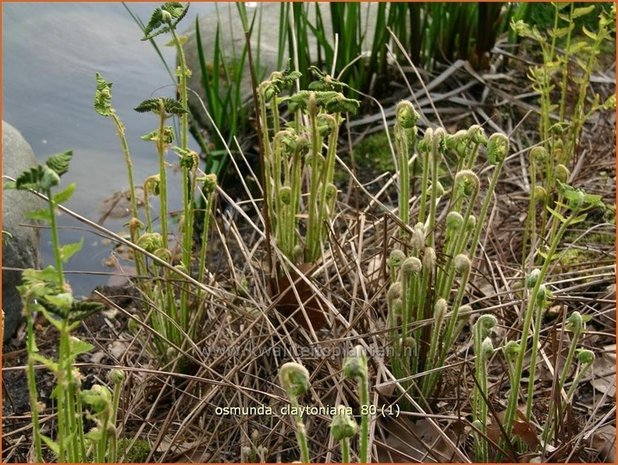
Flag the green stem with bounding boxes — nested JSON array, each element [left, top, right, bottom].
[[522, 158, 538, 268], [306, 107, 322, 263], [171, 26, 193, 339], [156, 109, 169, 244], [110, 381, 122, 463], [395, 121, 410, 229], [26, 314, 43, 462], [468, 161, 503, 266], [524, 299, 545, 420], [359, 373, 370, 463], [418, 137, 430, 224], [47, 192, 64, 288], [503, 209, 578, 436], [198, 189, 215, 284], [111, 114, 139, 220], [340, 438, 350, 463], [291, 397, 310, 463], [427, 132, 441, 247]]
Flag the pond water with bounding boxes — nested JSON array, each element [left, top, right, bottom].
[[3, 3, 216, 296]]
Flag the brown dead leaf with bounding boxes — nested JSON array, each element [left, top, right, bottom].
[[590, 424, 616, 462], [591, 344, 616, 398], [272, 264, 328, 331], [374, 380, 396, 397], [376, 417, 460, 463], [487, 408, 539, 453]]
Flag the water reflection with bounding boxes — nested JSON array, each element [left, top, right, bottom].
[[3, 3, 214, 295]]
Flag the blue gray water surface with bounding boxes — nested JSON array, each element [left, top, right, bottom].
[[3, 3, 215, 295]]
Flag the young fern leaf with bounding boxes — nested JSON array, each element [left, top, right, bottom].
[[142, 2, 189, 40], [53, 183, 77, 204], [58, 239, 84, 263], [45, 150, 73, 177], [94, 73, 113, 117], [556, 180, 604, 210], [134, 97, 187, 115], [308, 65, 348, 92], [40, 297, 106, 323], [13, 165, 58, 192]]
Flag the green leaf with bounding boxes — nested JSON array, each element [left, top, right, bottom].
[[140, 126, 175, 144], [582, 25, 598, 41], [59, 238, 84, 263], [52, 182, 76, 204], [40, 434, 60, 457], [548, 24, 574, 40], [567, 40, 591, 55], [174, 147, 198, 169], [308, 65, 347, 91], [44, 292, 74, 313], [85, 427, 103, 442], [14, 166, 56, 192], [134, 97, 187, 115], [323, 93, 360, 114], [571, 5, 595, 19], [23, 265, 59, 284], [511, 19, 543, 42], [602, 94, 616, 110], [581, 314, 593, 324], [69, 300, 106, 323], [81, 385, 112, 414], [25, 208, 53, 223], [556, 180, 605, 210], [546, 206, 567, 223], [569, 213, 588, 225], [70, 338, 94, 356], [94, 72, 113, 117], [32, 353, 59, 373], [45, 150, 73, 177], [40, 309, 65, 330], [2, 230, 13, 245]]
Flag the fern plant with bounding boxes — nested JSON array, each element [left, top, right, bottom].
[[6, 152, 121, 463]]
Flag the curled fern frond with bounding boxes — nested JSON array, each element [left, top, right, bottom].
[[45, 150, 73, 177], [94, 72, 113, 117], [142, 2, 189, 40], [134, 97, 187, 115], [308, 65, 347, 92]]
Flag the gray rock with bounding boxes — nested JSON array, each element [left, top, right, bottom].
[[183, 3, 376, 130], [2, 121, 43, 343]]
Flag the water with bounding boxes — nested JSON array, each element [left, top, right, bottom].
[[3, 3, 215, 296]]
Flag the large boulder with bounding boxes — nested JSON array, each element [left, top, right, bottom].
[[2, 121, 43, 343], [183, 3, 376, 130]]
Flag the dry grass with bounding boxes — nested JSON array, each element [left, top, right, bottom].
[[2, 42, 615, 463]]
